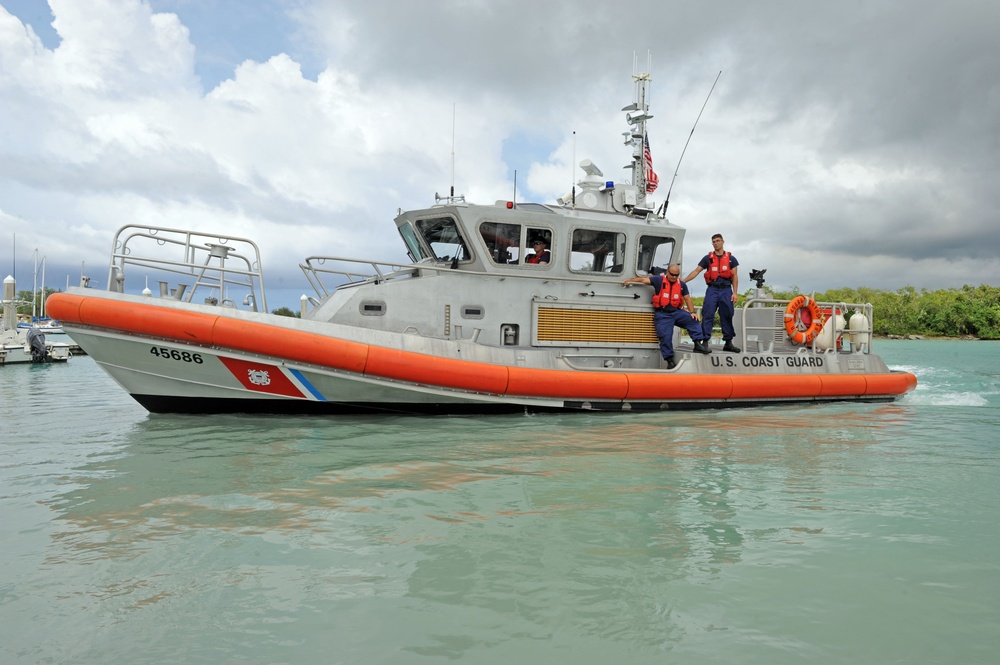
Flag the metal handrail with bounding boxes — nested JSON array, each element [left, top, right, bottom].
[[739, 297, 875, 353], [104, 224, 267, 312], [299, 256, 663, 300], [299, 256, 419, 297]]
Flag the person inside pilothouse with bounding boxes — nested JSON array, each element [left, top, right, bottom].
[[525, 236, 551, 264]]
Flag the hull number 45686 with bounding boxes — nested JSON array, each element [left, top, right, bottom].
[[150, 347, 204, 364]]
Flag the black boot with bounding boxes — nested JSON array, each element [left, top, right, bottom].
[[664, 356, 677, 370], [723, 340, 741, 353], [693, 339, 712, 354]]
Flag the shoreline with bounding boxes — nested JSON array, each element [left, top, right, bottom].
[[879, 334, 982, 341]]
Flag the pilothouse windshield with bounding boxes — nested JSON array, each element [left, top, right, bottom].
[[415, 217, 470, 262]]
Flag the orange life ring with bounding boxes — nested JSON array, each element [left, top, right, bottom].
[[784, 295, 825, 345]]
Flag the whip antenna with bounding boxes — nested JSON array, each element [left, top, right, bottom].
[[435, 103, 465, 204], [572, 131, 576, 208], [450, 102, 456, 198], [660, 70, 721, 215]]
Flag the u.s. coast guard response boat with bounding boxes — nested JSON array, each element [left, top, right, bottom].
[[46, 71, 916, 414]]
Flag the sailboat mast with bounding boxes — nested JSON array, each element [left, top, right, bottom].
[[40, 256, 46, 320]]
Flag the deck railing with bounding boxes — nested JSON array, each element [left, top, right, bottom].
[[740, 297, 875, 353], [104, 225, 267, 312]]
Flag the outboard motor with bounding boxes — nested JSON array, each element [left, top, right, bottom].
[[26, 327, 50, 363]]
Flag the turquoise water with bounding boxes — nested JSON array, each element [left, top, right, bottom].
[[2, 340, 998, 664]]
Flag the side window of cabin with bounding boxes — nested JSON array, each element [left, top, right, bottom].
[[479, 223, 554, 266], [415, 217, 471, 262], [570, 229, 625, 273], [638, 235, 675, 273], [480, 222, 522, 264]]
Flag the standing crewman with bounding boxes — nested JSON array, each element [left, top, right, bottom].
[[684, 233, 741, 353], [624, 264, 711, 369]]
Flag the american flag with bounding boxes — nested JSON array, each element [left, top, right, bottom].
[[643, 134, 659, 193]]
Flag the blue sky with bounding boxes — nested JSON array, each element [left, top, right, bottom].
[[148, 1, 323, 88], [4, 0, 319, 88], [2, 1, 999, 310], [3, 0, 54, 42]]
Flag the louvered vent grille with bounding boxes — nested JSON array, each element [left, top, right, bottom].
[[536, 307, 657, 344]]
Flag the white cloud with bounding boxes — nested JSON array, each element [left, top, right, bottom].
[[1, 0, 998, 308]]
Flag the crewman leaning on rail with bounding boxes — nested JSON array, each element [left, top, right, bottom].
[[623, 264, 712, 369]]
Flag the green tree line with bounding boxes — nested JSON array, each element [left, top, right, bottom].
[[735, 284, 1000, 340], [13, 288, 57, 318]]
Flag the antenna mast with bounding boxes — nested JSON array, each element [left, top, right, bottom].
[[623, 51, 654, 207]]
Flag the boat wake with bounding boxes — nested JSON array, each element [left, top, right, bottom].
[[892, 364, 991, 407]]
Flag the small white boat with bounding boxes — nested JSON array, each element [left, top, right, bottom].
[[16, 318, 83, 355], [1, 328, 72, 365], [47, 68, 915, 412], [2, 277, 72, 365]]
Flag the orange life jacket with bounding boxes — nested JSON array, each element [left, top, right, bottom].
[[526, 250, 550, 264], [704, 251, 733, 284], [652, 277, 683, 309]]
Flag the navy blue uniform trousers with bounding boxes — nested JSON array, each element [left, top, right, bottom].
[[702, 285, 736, 341], [654, 309, 704, 360]]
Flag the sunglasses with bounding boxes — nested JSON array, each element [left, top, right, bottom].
[[532, 241, 545, 245], [666, 272, 680, 277]]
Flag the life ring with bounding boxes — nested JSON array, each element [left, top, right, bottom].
[[784, 296, 825, 345]]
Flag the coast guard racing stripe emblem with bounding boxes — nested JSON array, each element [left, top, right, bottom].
[[220, 357, 305, 398]]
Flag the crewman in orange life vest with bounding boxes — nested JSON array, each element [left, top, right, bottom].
[[683, 233, 742, 353], [525, 238, 550, 264], [623, 264, 711, 369]]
